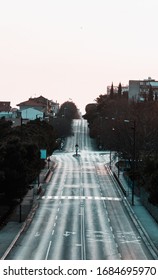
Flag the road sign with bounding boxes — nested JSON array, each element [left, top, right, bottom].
[[40, 149, 47, 159]]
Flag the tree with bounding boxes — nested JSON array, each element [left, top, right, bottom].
[[0, 118, 57, 203], [148, 84, 153, 101], [58, 101, 80, 120], [1, 137, 27, 200], [118, 82, 122, 97], [51, 117, 72, 138], [85, 87, 158, 205], [141, 157, 158, 205], [110, 83, 114, 99], [0, 119, 12, 142]]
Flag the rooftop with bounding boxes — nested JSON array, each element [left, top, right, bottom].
[[17, 99, 46, 107]]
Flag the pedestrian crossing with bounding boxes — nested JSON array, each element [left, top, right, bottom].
[[41, 195, 122, 201]]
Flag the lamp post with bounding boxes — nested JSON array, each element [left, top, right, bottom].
[[104, 117, 115, 169], [132, 120, 136, 206], [124, 119, 136, 206], [19, 198, 22, 223], [105, 116, 136, 205]]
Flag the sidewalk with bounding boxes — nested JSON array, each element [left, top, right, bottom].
[[0, 159, 56, 260], [120, 173, 158, 247], [111, 162, 158, 258]]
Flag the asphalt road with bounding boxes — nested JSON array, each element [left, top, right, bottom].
[[6, 119, 154, 260]]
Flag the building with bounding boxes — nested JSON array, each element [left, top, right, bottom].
[[51, 101, 59, 116], [17, 96, 59, 119], [0, 101, 12, 118], [20, 107, 44, 120], [129, 77, 158, 101], [17, 98, 47, 113]]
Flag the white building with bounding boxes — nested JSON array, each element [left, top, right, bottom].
[[20, 108, 44, 120]]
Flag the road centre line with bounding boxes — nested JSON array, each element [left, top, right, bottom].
[[102, 200, 106, 208], [80, 204, 86, 260], [45, 241, 52, 260]]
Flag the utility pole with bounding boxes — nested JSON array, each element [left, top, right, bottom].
[[132, 120, 136, 206], [124, 119, 136, 206]]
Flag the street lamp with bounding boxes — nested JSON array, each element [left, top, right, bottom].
[[104, 117, 115, 169], [124, 119, 136, 206], [109, 127, 115, 169], [104, 116, 136, 205]]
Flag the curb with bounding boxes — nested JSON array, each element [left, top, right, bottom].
[[123, 196, 158, 260], [0, 203, 39, 260], [106, 165, 158, 260], [44, 162, 58, 183], [0, 222, 26, 260], [0, 161, 57, 260]]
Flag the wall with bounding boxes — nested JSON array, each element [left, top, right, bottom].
[[21, 108, 44, 120], [129, 80, 140, 100], [140, 188, 158, 224]]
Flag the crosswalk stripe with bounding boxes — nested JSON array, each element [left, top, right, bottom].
[[41, 195, 122, 201]]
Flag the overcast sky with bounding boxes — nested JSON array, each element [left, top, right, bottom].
[[0, 0, 158, 113]]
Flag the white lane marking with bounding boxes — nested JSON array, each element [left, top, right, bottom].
[[54, 223, 56, 227], [80, 205, 86, 260], [63, 231, 76, 237], [55, 215, 58, 220], [102, 200, 106, 208], [52, 230, 54, 235], [45, 241, 52, 260]]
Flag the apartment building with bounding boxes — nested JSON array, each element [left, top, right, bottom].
[[129, 77, 158, 101]]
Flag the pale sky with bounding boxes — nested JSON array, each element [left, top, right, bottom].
[[0, 0, 158, 113]]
